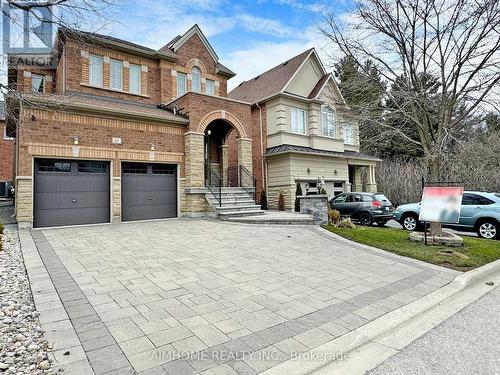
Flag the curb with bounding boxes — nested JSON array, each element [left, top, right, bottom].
[[262, 241, 500, 375]]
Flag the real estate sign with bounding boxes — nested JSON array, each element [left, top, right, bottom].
[[419, 187, 464, 223]]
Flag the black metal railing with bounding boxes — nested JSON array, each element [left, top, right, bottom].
[[205, 164, 222, 207], [228, 166, 239, 187], [240, 165, 257, 201]]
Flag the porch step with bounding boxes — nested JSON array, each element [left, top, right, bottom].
[[205, 187, 263, 219], [224, 211, 315, 225], [218, 209, 265, 218]]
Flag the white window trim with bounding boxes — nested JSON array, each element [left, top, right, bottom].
[[177, 72, 187, 97], [129, 64, 142, 94], [31, 74, 45, 93], [110, 59, 123, 90], [291, 107, 306, 135], [3, 126, 13, 141], [343, 123, 354, 144], [191, 67, 201, 93], [206, 79, 215, 95], [89, 54, 103, 87], [322, 106, 336, 138]]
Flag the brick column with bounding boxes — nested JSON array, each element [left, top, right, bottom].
[[184, 132, 205, 187], [220, 144, 228, 187]]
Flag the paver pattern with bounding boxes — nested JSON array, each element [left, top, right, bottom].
[[30, 219, 458, 374]]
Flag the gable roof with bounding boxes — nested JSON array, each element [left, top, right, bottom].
[[161, 25, 219, 63], [308, 73, 331, 99], [227, 48, 314, 103]]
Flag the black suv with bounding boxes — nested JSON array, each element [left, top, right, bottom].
[[330, 192, 394, 226]]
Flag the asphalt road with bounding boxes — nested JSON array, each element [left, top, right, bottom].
[[367, 284, 500, 375]]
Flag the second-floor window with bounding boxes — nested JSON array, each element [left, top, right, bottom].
[[322, 106, 335, 137], [291, 108, 306, 134], [177, 72, 187, 97], [31, 74, 44, 93], [206, 79, 215, 95], [89, 54, 103, 87], [110, 59, 123, 90], [129, 64, 141, 94], [343, 123, 354, 144], [191, 67, 201, 93]]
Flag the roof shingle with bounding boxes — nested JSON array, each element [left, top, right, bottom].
[[265, 144, 381, 161], [227, 48, 314, 103]]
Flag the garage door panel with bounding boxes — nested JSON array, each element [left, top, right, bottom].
[[35, 207, 111, 227], [34, 159, 110, 228], [121, 163, 177, 222]]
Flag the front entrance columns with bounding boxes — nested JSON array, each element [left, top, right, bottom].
[[353, 166, 363, 192], [184, 131, 205, 187], [237, 138, 253, 172], [220, 144, 229, 187], [366, 165, 378, 192]]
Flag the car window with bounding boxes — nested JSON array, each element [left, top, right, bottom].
[[333, 194, 347, 203], [462, 193, 483, 205], [478, 196, 494, 205], [373, 194, 389, 202], [353, 194, 362, 202], [362, 195, 373, 202]]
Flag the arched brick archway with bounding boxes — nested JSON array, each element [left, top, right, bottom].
[[197, 110, 248, 139]]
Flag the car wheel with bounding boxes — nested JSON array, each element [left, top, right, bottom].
[[359, 213, 373, 226], [377, 220, 388, 226], [476, 220, 499, 240], [401, 213, 419, 231]]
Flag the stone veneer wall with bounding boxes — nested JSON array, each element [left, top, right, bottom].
[[298, 195, 328, 224], [268, 184, 295, 211]]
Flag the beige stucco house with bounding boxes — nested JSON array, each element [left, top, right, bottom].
[[229, 48, 380, 210]]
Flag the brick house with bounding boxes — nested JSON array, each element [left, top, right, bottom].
[[0, 101, 15, 197], [7, 25, 378, 227]]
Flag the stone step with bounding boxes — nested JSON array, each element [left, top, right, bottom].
[[216, 205, 262, 212], [207, 196, 255, 203], [218, 209, 265, 218], [225, 216, 315, 225]]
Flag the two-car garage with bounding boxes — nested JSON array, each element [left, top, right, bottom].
[[33, 159, 177, 228]]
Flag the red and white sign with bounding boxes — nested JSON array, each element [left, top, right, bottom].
[[419, 187, 464, 223]]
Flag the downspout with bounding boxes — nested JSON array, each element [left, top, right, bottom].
[[256, 102, 265, 192]]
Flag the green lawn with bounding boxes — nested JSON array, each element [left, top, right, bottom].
[[323, 225, 500, 271]]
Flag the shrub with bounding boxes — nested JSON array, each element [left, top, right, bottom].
[[278, 191, 286, 211], [320, 187, 327, 195], [337, 218, 356, 228], [294, 181, 302, 212], [328, 209, 341, 225], [260, 191, 268, 210]]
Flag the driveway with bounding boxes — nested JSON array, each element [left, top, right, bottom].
[[27, 220, 458, 375]]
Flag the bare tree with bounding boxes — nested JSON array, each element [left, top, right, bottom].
[[321, 0, 500, 235]]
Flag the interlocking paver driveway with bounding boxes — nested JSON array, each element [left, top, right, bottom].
[[31, 219, 458, 374]]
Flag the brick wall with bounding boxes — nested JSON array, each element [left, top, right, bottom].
[[0, 121, 14, 182]]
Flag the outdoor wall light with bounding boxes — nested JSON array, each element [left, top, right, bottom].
[[30, 114, 36, 121], [73, 137, 79, 145], [207, 130, 212, 136], [307, 168, 311, 174], [334, 169, 338, 175], [150, 144, 155, 151]]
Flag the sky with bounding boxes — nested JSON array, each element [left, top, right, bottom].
[[94, 0, 355, 91]]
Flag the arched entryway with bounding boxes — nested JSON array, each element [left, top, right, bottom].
[[197, 110, 252, 188]]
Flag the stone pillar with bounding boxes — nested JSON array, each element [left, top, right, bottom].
[[15, 177, 33, 226], [353, 166, 363, 192], [220, 144, 229, 187], [366, 165, 378, 192], [237, 138, 253, 172], [299, 195, 328, 224], [184, 132, 205, 187], [112, 177, 121, 223]]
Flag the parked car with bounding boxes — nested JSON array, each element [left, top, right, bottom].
[[393, 191, 500, 240], [329, 192, 394, 226]]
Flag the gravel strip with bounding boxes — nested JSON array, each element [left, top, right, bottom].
[[0, 225, 57, 374]]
